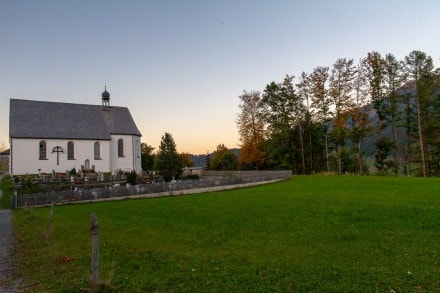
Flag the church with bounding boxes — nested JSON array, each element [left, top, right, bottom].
[[9, 88, 142, 176]]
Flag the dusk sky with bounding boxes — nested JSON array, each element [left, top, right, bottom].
[[1, 0, 439, 154]]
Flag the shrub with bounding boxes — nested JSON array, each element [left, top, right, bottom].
[[125, 171, 138, 185]]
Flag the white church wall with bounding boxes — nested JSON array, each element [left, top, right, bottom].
[[133, 136, 142, 173], [110, 134, 139, 173], [10, 138, 111, 175]]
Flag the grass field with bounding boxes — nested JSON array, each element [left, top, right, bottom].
[[10, 175, 440, 291]]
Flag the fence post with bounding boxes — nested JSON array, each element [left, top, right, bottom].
[[45, 201, 55, 239], [91, 212, 99, 285]]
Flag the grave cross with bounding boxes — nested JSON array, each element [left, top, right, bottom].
[[52, 146, 64, 165]]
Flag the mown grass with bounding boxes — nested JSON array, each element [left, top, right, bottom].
[[12, 175, 440, 291]]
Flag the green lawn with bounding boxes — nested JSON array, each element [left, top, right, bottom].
[[11, 175, 440, 291]]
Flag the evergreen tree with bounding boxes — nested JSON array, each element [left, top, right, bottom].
[[204, 151, 211, 170], [154, 133, 183, 181], [140, 143, 155, 171]]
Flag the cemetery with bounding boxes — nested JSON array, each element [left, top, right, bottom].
[[10, 170, 292, 208]]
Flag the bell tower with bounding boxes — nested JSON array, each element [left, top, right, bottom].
[[102, 85, 110, 109]]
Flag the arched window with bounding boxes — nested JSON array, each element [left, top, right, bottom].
[[39, 140, 47, 159], [94, 142, 101, 159], [118, 138, 124, 157], [67, 141, 74, 160], [85, 159, 90, 170]]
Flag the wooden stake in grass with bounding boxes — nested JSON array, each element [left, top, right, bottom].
[[45, 201, 55, 239], [91, 212, 99, 285]]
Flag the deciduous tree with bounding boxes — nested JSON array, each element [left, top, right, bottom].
[[329, 58, 356, 174], [310, 66, 331, 172], [236, 90, 266, 170], [210, 144, 238, 171], [180, 152, 194, 167], [404, 50, 434, 177]]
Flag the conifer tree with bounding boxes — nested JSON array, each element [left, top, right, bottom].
[[154, 132, 183, 181]]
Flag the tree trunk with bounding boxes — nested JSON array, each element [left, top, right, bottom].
[[325, 132, 330, 173], [299, 125, 306, 173], [391, 122, 403, 175], [416, 94, 427, 177], [309, 130, 313, 173], [337, 144, 342, 174], [358, 139, 363, 174]]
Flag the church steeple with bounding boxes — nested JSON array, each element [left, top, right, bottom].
[[102, 85, 110, 109]]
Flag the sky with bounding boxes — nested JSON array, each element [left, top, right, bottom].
[[1, 0, 439, 154]]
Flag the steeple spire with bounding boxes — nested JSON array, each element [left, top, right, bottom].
[[102, 85, 110, 109]]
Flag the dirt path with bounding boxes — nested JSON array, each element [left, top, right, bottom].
[[0, 178, 21, 292]]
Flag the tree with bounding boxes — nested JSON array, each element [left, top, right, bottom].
[[404, 50, 434, 177], [141, 143, 155, 171], [204, 151, 211, 170], [261, 75, 305, 172], [0, 141, 8, 171], [180, 152, 194, 167], [310, 66, 331, 172], [296, 72, 312, 173], [153, 133, 184, 181], [424, 69, 440, 175], [374, 137, 394, 175], [236, 90, 266, 170], [329, 58, 356, 174], [348, 60, 372, 174], [383, 53, 406, 175], [363, 52, 386, 128], [210, 144, 238, 171]]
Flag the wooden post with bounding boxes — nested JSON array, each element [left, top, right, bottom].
[[91, 213, 99, 285], [45, 201, 55, 239]]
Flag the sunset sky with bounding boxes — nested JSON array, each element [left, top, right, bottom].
[[1, 0, 439, 154]]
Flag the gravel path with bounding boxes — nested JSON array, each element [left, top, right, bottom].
[[0, 177, 21, 292]]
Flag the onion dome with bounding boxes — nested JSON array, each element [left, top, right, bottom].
[[102, 86, 110, 100]]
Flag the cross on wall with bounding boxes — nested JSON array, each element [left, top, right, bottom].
[[51, 146, 64, 165]]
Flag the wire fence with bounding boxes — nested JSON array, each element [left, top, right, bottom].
[[13, 171, 292, 208]]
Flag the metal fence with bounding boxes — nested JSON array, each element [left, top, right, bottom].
[[13, 170, 292, 208]]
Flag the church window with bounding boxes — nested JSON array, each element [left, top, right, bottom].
[[94, 142, 101, 159], [39, 140, 47, 159], [118, 139, 124, 157], [67, 141, 75, 160]]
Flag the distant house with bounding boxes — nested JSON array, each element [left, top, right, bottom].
[[9, 88, 142, 176], [0, 149, 10, 170]]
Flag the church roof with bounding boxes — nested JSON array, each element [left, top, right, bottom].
[[9, 99, 142, 140]]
